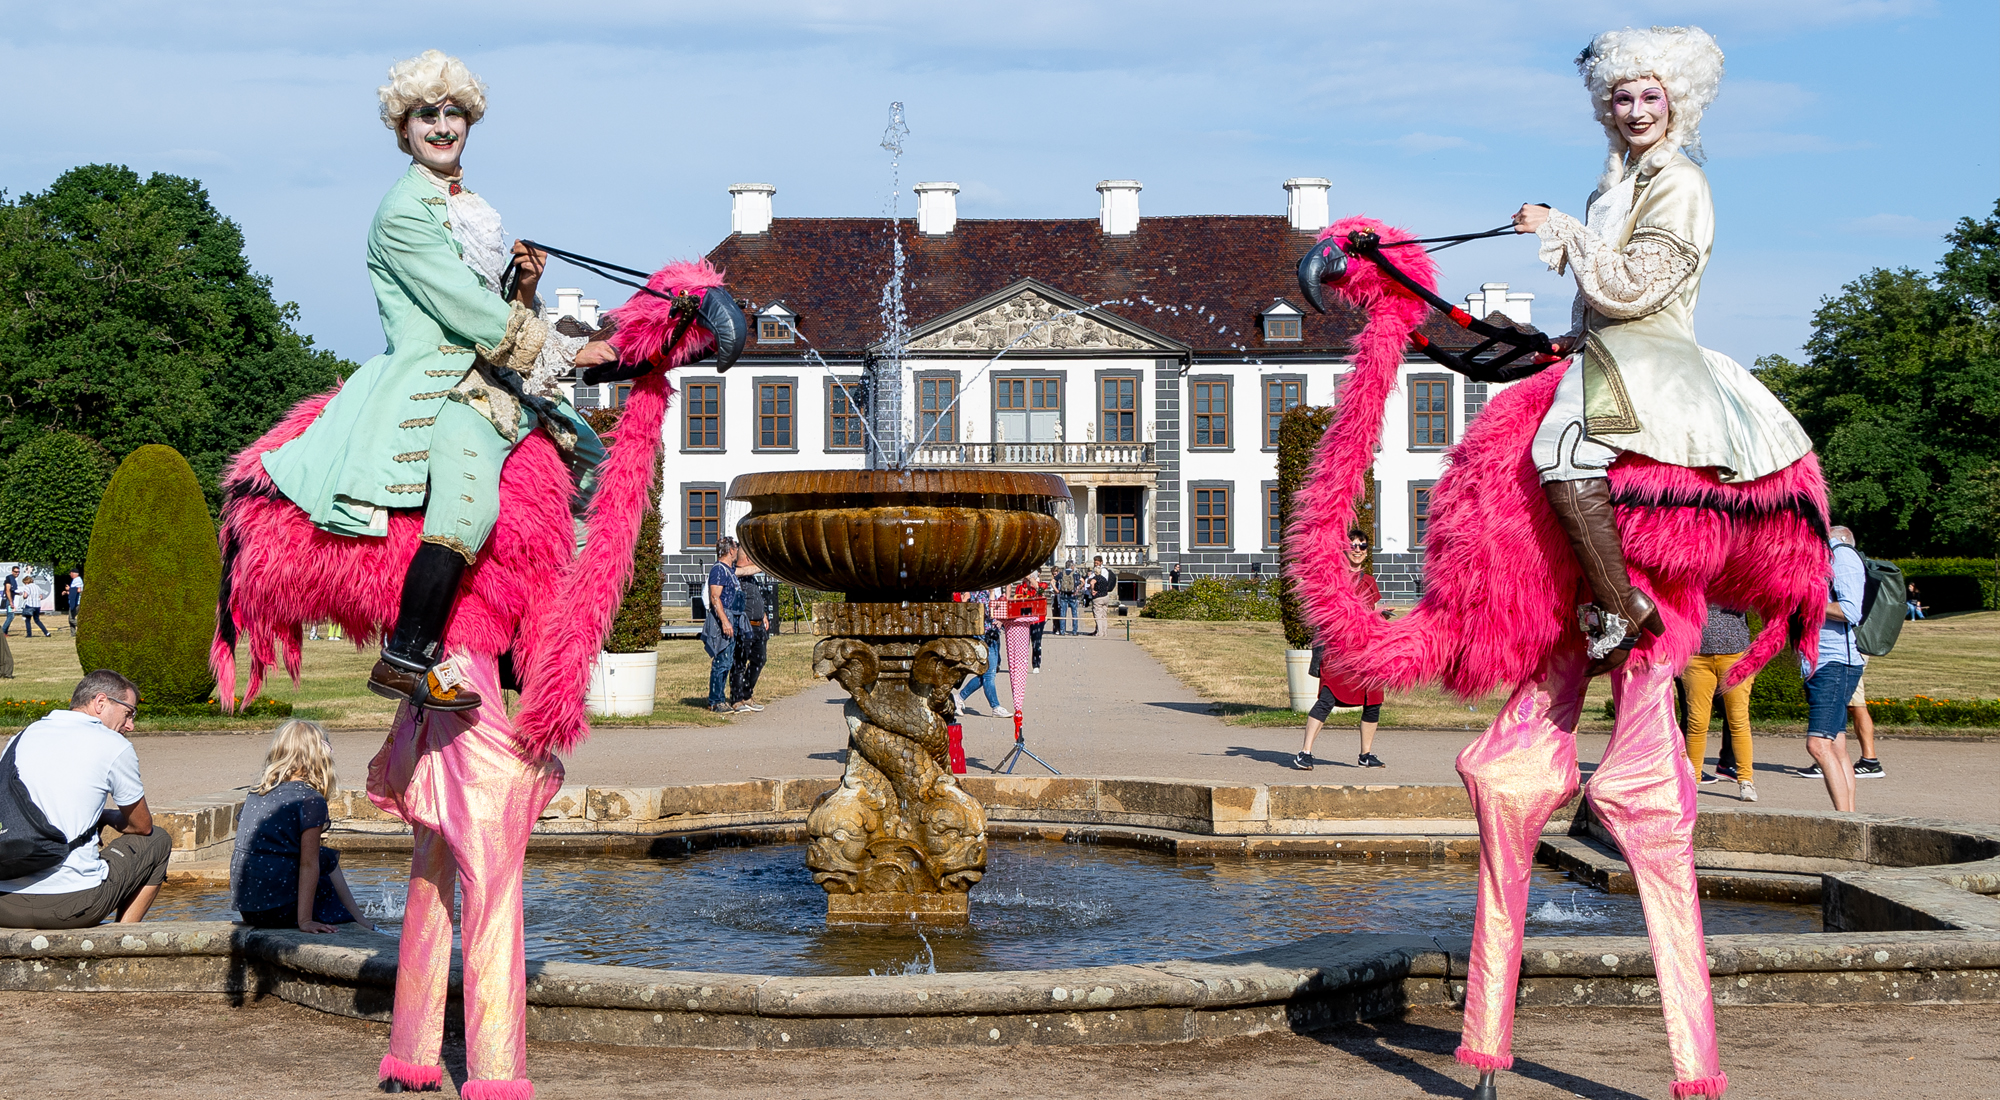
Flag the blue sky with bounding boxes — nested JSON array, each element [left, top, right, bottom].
[[1, 1, 1992, 367]]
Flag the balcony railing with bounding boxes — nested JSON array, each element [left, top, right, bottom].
[[1052, 544, 1151, 567], [906, 442, 1157, 467]]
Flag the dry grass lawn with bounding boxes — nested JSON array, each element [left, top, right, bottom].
[[0, 617, 824, 733], [1130, 610, 2000, 734]]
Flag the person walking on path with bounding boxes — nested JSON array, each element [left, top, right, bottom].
[[0, 670, 170, 929], [1799, 526, 1866, 811], [1087, 557, 1117, 638], [66, 572, 82, 634], [2, 566, 19, 637], [957, 588, 1008, 719], [701, 538, 744, 714], [18, 577, 51, 638], [1796, 538, 1886, 784], [1296, 530, 1387, 771], [1681, 605, 1757, 801], [1052, 562, 1081, 636], [729, 561, 772, 713]]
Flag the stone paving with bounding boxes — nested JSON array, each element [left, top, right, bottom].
[[131, 630, 2000, 826]]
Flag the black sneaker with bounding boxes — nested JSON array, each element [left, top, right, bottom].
[[1716, 764, 1739, 780], [1357, 752, 1386, 768], [1795, 761, 1823, 778], [1698, 772, 1719, 785], [1293, 751, 1314, 771], [1853, 758, 1886, 779]]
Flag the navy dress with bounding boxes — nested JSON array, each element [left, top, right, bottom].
[[229, 780, 356, 927]]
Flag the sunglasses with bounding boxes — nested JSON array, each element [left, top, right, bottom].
[[408, 104, 470, 126]]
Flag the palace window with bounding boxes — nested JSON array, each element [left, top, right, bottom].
[[757, 381, 795, 450], [918, 375, 957, 444], [1410, 376, 1453, 449], [827, 380, 865, 452], [1100, 486, 1142, 546], [1192, 380, 1230, 449], [1099, 375, 1138, 443], [1193, 486, 1231, 547], [685, 487, 720, 549], [1266, 484, 1283, 549], [1411, 480, 1437, 548], [1264, 377, 1302, 448], [996, 375, 1062, 443], [683, 381, 721, 450], [756, 304, 795, 344]]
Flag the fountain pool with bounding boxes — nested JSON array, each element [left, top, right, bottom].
[[150, 839, 1816, 977]]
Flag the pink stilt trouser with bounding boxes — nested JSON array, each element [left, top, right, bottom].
[[367, 654, 564, 1099], [1002, 619, 1033, 718], [1454, 646, 1727, 1099]]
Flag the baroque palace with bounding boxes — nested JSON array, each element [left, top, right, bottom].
[[565, 178, 1535, 607]]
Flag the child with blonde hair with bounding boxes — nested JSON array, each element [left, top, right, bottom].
[[229, 720, 372, 932]]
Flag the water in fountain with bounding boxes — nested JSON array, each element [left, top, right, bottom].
[[873, 101, 912, 469]]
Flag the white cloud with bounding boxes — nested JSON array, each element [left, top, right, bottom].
[[1842, 213, 1953, 238]]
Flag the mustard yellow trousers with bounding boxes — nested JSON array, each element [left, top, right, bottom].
[[1680, 653, 1754, 778]]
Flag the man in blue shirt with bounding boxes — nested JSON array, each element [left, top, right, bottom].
[[703, 538, 744, 714], [1801, 526, 1866, 811]]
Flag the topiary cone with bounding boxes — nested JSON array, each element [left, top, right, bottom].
[[78, 444, 221, 706]]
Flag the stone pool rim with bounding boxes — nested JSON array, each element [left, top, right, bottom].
[[4, 777, 1996, 1049]]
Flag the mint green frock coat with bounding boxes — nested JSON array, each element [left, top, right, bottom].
[[261, 166, 597, 546]]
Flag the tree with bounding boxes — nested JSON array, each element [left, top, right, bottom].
[[0, 430, 115, 570], [586, 408, 663, 653], [1276, 404, 1375, 650], [77, 445, 221, 705], [1756, 201, 2000, 557], [0, 164, 351, 508]]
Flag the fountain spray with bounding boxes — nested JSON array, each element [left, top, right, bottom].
[[872, 102, 912, 469]]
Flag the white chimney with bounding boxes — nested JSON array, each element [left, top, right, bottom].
[[1096, 179, 1142, 235], [729, 183, 776, 235], [554, 288, 583, 319], [914, 182, 960, 234], [1283, 177, 1331, 232], [1463, 282, 1536, 327]]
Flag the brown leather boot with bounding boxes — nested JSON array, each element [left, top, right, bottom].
[[1544, 476, 1663, 673], [367, 658, 482, 712], [366, 542, 483, 712]]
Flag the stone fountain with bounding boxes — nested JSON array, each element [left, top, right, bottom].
[[727, 469, 1069, 924]]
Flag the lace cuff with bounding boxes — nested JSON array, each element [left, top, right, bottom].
[[526, 331, 587, 399], [1538, 212, 1699, 321], [476, 301, 551, 375]]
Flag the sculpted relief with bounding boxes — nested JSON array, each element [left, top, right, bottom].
[[909, 290, 1153, 352]]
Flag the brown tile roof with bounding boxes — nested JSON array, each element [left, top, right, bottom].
[[704, 215, 1479, 361]]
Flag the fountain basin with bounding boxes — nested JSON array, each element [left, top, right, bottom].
[[727, 469, 1068, 600]]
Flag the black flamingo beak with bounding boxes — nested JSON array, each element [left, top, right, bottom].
[[1296, 237, 1348, 314], [700, 289, 748, 372]]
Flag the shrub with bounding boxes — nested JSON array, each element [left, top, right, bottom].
[[1747, 649, 1808, 720], [76, 445, 221, 705], [1274, 404, 1377, 649], [0, 696, 291, 726], [1143, 576, 1281, 621], [1893, 558, 1996, 612], [774, 585, 842, 624], [588, 408, 663, 654], [0, 430, 115, 571]]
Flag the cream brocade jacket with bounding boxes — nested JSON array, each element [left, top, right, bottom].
[[1535, 153, 1812, 483]]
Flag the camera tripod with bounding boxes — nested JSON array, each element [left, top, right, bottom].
[[994, 710, 1059, 775]]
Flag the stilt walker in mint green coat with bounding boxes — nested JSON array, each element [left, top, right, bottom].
[[261, 50, 619, 712]]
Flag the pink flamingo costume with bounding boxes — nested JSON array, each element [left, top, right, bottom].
[[1293, 215, 1828, 1099], [213, 261, 740, 1097]]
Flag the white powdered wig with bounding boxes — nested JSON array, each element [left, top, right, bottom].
[[378, 50, 489, 154], [1577, 26, 1725, 191]]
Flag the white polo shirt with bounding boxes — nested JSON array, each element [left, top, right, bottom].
[[0, 710, 145, 895]]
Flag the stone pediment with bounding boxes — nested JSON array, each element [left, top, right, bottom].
[[904, 281, 1177, 354]]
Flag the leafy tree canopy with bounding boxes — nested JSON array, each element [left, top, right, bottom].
[[0, 164, 351, 506], [0, 430, 115, 569], [1756, 201, 2000, 557]]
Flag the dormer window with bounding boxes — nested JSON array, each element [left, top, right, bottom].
[[757, 303, 796, 344], [1262, 300, 1303, 342]]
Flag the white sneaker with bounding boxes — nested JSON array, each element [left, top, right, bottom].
[[1031, 667, 1041, 674], [1739, 783, 1758, 803]]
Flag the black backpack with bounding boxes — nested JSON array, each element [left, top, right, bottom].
[[0, 735, 93, 880], [1834, 545, 1907, 658]]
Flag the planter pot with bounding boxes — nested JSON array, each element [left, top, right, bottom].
[[1285, 648, 1316, 712], [588, 650, 659, 717]]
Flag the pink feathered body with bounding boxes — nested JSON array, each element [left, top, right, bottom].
[[212, 260, 728, 756], [1289, 217, 1829, 699]]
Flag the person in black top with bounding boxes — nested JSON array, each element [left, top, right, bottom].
[[729, 559, 773, 713]]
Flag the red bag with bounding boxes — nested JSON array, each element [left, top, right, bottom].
[[947, 723, 967, 775]]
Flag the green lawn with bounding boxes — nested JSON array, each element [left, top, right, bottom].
[[1131, 610, 2000, 734], [0, 618, 825, 733]]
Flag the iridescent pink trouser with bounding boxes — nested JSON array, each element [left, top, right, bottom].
[[367, 655, 564, 1100], [1453, 646, 1727, 1099]]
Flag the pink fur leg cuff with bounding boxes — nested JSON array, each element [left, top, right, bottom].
[[377, 1053, 441, 1089], [1671, 1072, 1728, 1098], [461, 1079, 535, 1100], [1454, 1045, 1514, 1072]]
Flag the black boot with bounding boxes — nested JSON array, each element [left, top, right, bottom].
[[368, 542, 482, 712], [1544, 476, 1663, 674]]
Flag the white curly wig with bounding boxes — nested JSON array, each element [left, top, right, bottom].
[[378, 50, 489, 155], [1577, 26, 1724, 191]]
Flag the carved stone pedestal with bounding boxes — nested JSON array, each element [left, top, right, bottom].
[[806, 601, 989, 926]]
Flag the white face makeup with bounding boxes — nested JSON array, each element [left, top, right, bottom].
[[1611, 78, 1671, 154], [404, 101, 471, 174]]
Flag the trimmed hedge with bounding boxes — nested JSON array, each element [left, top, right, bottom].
[[1274, 404, 1378, 649], [775, 585, 842, 623], [1143, 576, 1281, 621], [77, 445, 220, 706], [1894, 558, 1996, 612], [0, 696, 291, 726], [587, 408, 662, 653]]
